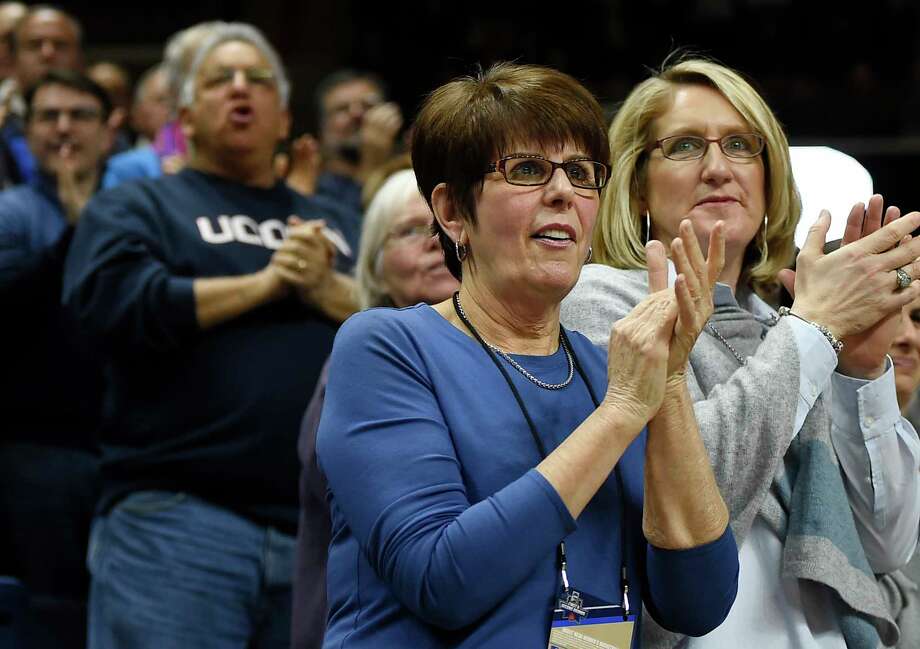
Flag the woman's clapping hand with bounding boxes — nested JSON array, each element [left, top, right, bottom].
[[779, 196, 920, 378], [604, 284, 677, 432], [650, 219, 726, 379], [603, 220, 725, 429]]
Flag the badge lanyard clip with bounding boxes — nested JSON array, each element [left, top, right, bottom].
[[621, 565, 630, 616], [559, 542, 570, 592]]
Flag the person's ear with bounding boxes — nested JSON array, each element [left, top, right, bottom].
[[107, 107, 127, 132], [634, 172, 648, 215], [278, 107, 291, 141], [99, 116, 115, 156], [638, 196, 648, 216], [178, 105, 194, 141], [431, 182, 466, 244]]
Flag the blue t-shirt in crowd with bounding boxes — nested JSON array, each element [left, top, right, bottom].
[[317, 304, 739, 648], [101, 145, 161, 189]]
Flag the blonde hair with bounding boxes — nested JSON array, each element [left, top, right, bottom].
[[594, 56, 800, 294], [355, 168, 425, 309]]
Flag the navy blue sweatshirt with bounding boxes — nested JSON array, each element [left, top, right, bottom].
[[62, 168, 359, 532]]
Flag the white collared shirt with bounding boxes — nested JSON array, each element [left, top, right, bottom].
[[675, 268, 920, 648]]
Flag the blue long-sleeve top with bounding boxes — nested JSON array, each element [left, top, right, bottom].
[[316, 304, 739, 648]]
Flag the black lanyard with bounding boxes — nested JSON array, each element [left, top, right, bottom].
[[451, 293, 631, 614]]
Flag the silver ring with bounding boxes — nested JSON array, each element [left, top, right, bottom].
[[297, 259, 307, 270], [896, 267, 912, 290]]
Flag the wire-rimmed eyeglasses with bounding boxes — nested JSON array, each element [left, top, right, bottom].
[[201, 66, 277, 90], [653, 133, 765, 161]]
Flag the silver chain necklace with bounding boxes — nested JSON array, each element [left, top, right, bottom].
[[454, 294, 575, 390], [705, 322, 747, 366]]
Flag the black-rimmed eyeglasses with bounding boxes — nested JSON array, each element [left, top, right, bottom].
[[653, 133, 765, 161], [485, 155, 609, 190], [32, 107, 102, 125]]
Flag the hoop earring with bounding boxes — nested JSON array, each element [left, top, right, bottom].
[[455, 239, 468, 263], [643, 211, 651, 245], [584, 246, 593, 264]]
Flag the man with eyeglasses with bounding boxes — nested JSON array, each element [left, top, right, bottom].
[[62, 23, 360, 649], [0, 68, 111, 646], [100, 22, 227, 190], [308, 69, 403, 213]]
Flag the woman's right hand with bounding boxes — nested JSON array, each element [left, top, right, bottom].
[[603, 283, 678, 432], [782, 203, 920, 339], [602, 219, 724, 429]]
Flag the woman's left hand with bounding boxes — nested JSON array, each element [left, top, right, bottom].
[[648, 219, 726, 379], [837, 196, 903, 378], [781, 196, 907, 379]]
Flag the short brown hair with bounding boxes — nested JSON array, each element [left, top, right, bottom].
[[25, 68, 111, 121], [411, 62, 609, 279]]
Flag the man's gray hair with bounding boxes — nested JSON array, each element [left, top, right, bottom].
[[178, 22, 290, 109], [163, 21, 226, 108]]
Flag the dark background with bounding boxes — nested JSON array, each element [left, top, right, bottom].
[[73, 0, 920, 209]]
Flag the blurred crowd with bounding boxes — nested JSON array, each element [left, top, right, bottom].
[[0, 6, 428, 649]]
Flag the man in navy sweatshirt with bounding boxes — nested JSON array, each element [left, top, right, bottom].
[[63, 23, 359, 649]]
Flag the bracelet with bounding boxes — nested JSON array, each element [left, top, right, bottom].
[[777, 306, 843, 354]]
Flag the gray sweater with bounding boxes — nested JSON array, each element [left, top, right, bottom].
[[562, 264, 900, 649]]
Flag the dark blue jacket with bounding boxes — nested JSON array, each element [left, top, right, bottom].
[[0, 116, 37, 187], [0, 173, 103, 447]]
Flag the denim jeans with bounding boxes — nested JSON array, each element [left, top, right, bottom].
[[87, 491, 295, 649]]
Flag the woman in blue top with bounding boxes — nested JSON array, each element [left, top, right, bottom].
[[316, 62, 739, 648]]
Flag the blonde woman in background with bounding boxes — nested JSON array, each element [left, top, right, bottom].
[[562, 57, 920, 649]]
